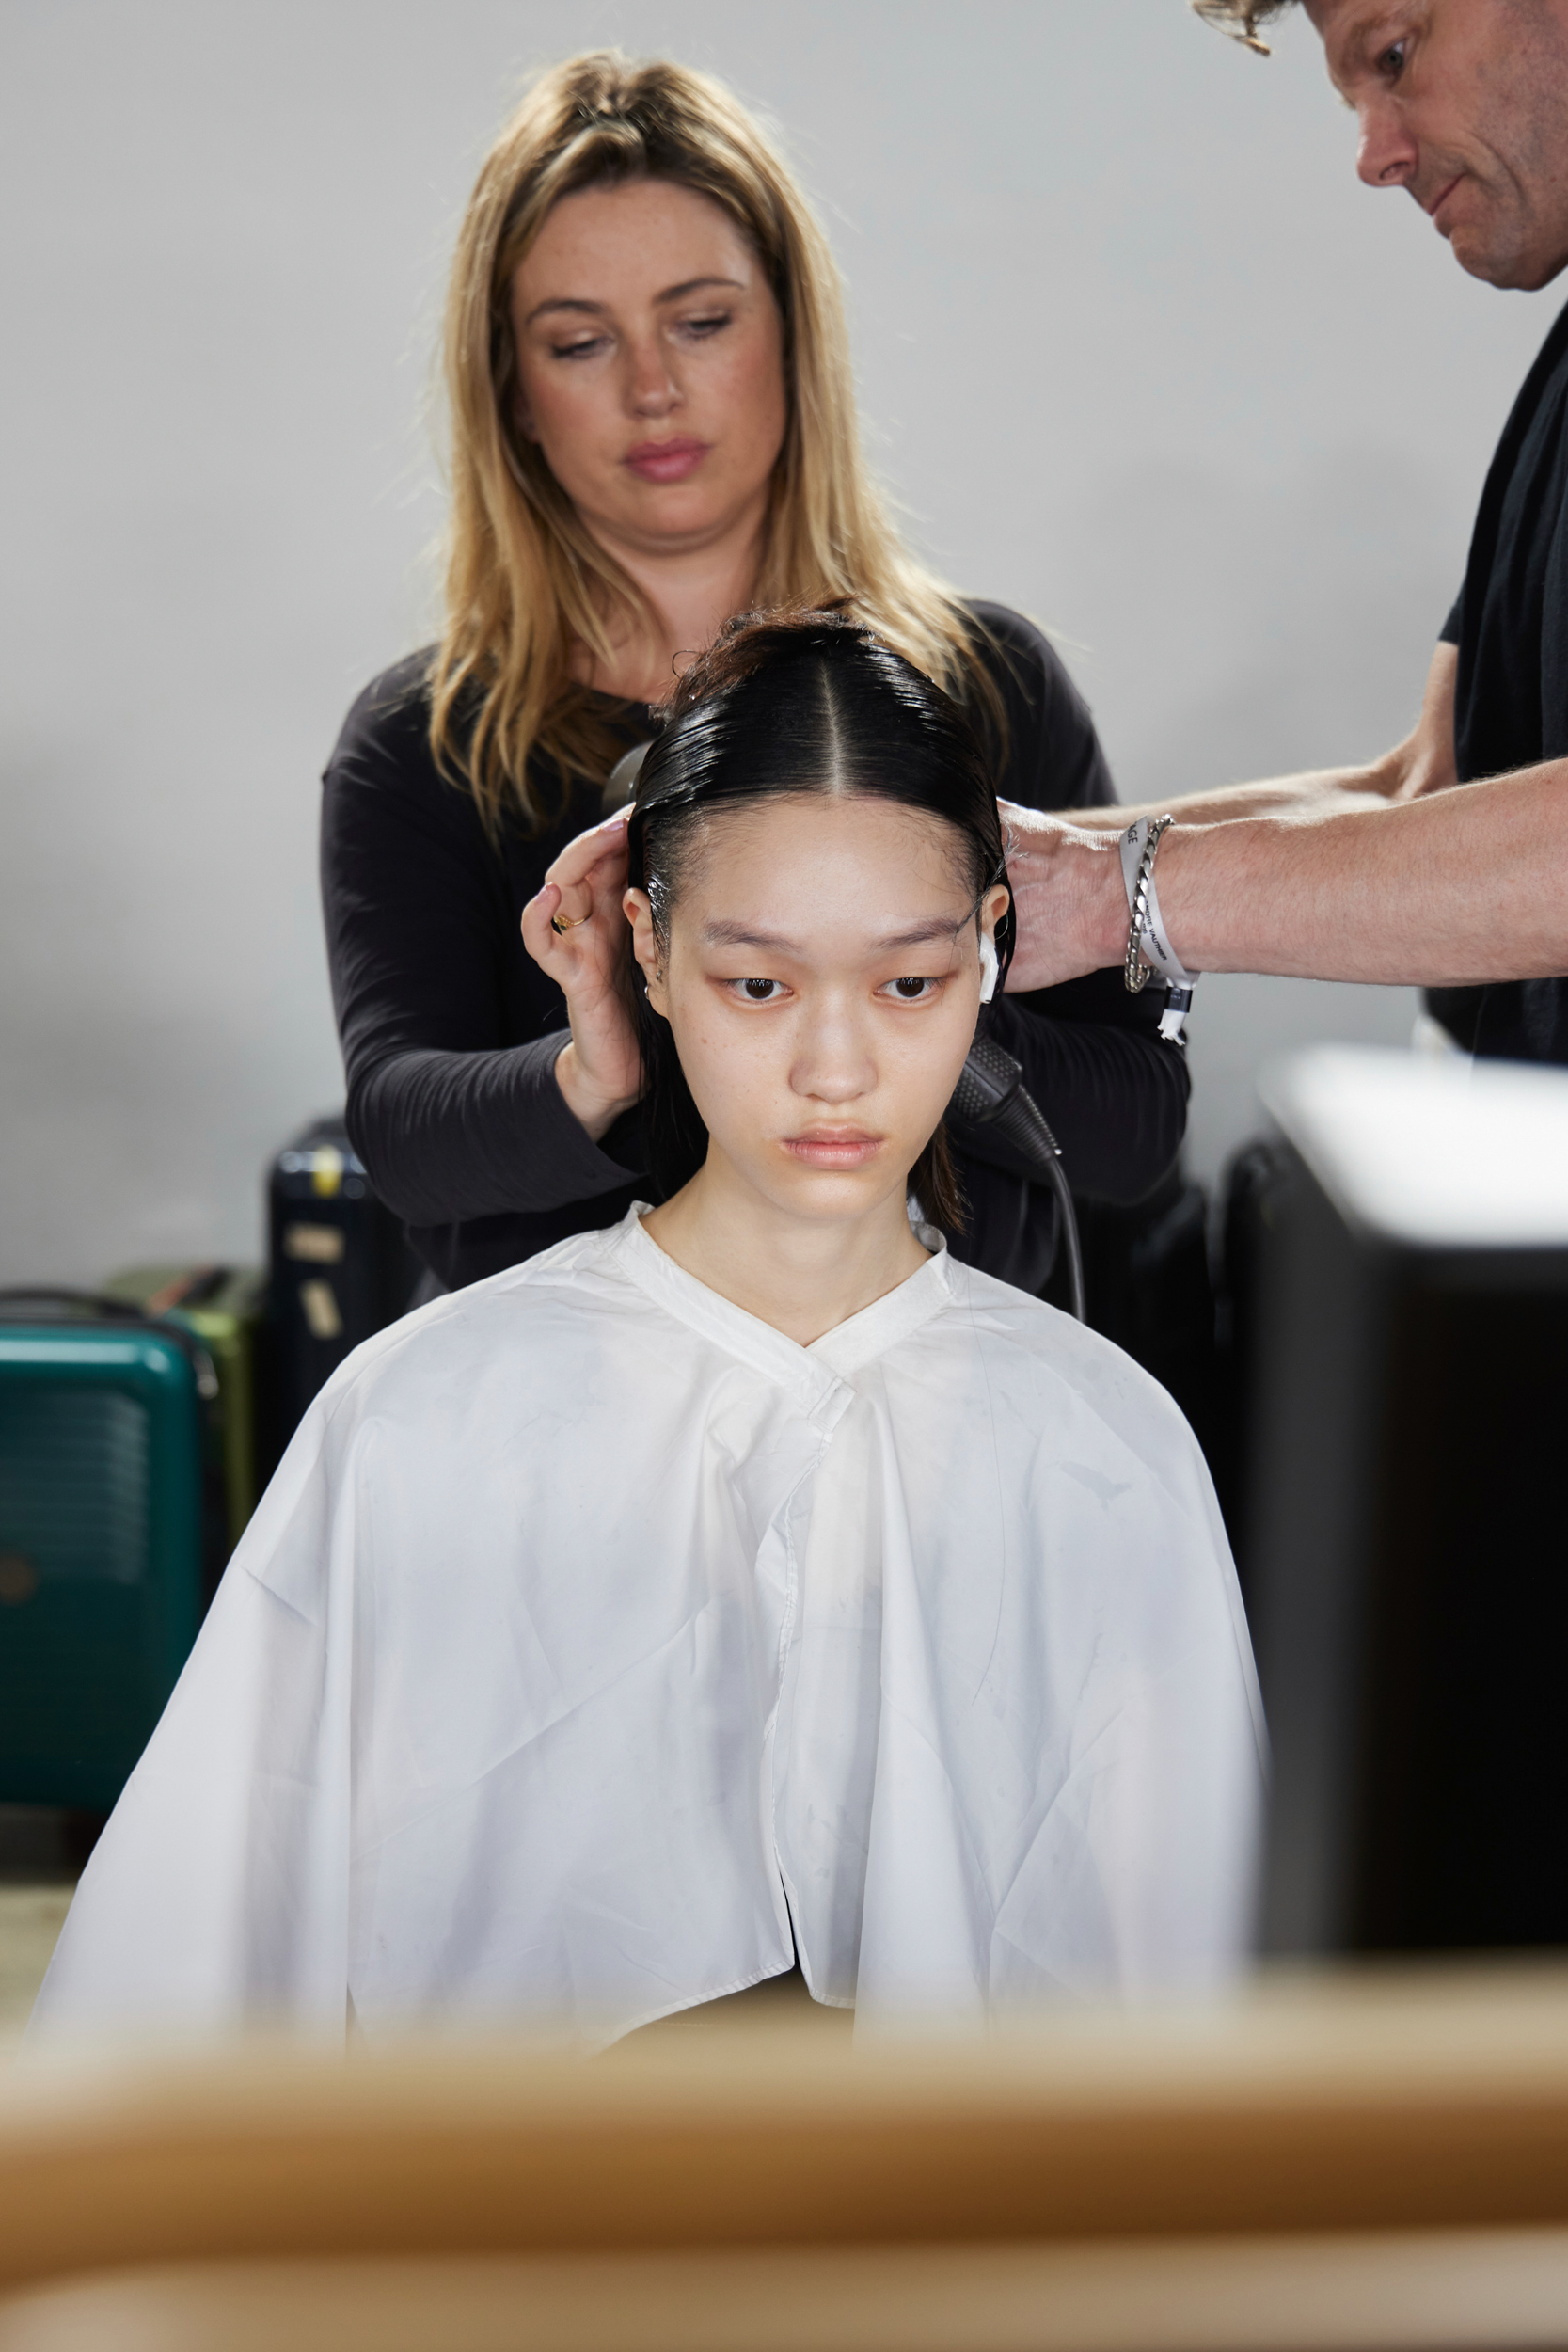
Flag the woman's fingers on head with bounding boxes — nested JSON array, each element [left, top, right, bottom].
[[522, 881, 638, 994], [520, 883, 563, 965], [546, 811, 630, 895], [531, 873, 597, 934], [524, 806, 638, 979]]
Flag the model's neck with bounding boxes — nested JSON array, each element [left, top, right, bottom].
[[579, 499, 768, 705], [642, 1157, 931, 1348]]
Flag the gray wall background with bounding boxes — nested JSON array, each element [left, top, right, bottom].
[[0, 1, 1547, 1282]]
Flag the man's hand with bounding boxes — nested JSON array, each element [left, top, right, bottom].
[[998, 803, 1131, 990], [521, 807, 642, 1141]]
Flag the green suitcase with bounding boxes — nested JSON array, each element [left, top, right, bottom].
[[102, 1265, 265, 1552], [0, 1301, 212, 1812]]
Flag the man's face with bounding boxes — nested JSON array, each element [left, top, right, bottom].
[[1305, 0, 1568, 289]]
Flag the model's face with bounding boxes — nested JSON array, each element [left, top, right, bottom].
[[509, 178, 788, 561], [626, 794, 1008, 1229], [1306, 0, 1568, 289]]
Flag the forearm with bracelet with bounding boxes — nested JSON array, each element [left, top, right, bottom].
[[1120, 816, 1200, 1043]]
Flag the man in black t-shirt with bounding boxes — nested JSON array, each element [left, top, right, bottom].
[[999, 0, 1568, 1058]]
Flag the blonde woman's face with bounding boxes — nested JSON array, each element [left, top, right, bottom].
[[510, 180, 787, 564]]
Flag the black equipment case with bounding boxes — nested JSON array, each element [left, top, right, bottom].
[[265, 1115, 420, 1463]]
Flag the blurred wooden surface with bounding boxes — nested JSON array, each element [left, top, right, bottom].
[[8, 2233, 1568, 2352], [0, 1894, 70, 2049], [6, 1967, 1568, 2331]]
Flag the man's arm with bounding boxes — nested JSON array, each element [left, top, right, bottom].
[[1006, 757, 1568, 990], [1058, 644, 1458, 831], [1005, 690, 1568, 993]]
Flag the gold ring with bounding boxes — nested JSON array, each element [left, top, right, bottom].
[[550, 911, 590, 936]]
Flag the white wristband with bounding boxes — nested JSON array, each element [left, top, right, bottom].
[[1120, 817, 1201, 989]]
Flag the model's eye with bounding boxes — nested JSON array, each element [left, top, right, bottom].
[[737, 977, 784, 1002], [881, 976, 938, 1001]]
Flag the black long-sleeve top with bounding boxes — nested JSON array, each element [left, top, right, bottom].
[[321, 603, 1188, 1293]]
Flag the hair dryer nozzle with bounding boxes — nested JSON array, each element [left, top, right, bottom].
[[946, 1035, 1084, 1321]]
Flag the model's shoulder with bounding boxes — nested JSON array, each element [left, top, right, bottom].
[[930, 1257, 1195, 1436], [320, 1223, 641, 1408], [929, 1254, 1089, 1347]]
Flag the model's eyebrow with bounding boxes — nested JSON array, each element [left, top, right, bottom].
[[523, 276, 745, 327], [701, 916, 965, 956], [871, 919, 969, 954]]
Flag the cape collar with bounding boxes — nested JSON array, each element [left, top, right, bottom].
[[610, 1205, 955, 1408]]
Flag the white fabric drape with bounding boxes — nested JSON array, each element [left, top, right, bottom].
[[33, 1208, 1264, 2046]]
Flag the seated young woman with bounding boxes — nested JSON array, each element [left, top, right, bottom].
[[33, 614, 1262, 2048]]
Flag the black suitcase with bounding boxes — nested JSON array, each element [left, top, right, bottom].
[[264, 1117, 421, 1466]]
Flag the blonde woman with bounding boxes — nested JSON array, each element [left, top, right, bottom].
[[322, 53, 1187, 1295]]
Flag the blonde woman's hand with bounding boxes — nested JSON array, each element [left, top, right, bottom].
[[521, 807, 642, 1141]]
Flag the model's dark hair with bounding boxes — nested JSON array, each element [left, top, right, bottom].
[[626, 606, 1014, 1229]]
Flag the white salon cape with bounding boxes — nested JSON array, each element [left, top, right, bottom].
[[34, 1208, 1263, 2045]]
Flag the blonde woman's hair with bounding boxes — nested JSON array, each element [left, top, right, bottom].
[[432, 50, 996, 835]]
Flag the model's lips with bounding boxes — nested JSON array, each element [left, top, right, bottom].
[[782, 1129, 885, 1169], [623, 437, 710, 483]]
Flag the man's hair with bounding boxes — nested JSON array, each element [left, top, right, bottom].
[[1190, 0, 1295, 53]]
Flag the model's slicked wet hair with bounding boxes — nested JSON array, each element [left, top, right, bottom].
[[626, 607, 1013, 1229]]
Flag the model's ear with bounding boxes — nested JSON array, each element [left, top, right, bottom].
[[625, 888, 667, 1014], [977, 931, 998, 1004], [977, 884, 1009, 1003]]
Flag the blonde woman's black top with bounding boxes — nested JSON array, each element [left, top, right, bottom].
[[321, 603, 1189, 1294]]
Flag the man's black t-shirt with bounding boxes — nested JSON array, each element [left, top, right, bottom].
[[321, 604, 1189, 1291], [1430, 296, 1568, 1062]]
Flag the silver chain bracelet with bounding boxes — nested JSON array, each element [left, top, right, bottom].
[[1123, 815, 1176, 995], [1120, 816, 1200, 1041]]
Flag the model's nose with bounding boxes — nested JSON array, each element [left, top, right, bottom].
[[1356, 95, 1418, 190], [792, 1003, 875, 1105]]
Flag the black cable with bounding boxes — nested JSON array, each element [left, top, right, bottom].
[[1011, 1172, 1034, 1279], [948, 1036, 1087, 1322]]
